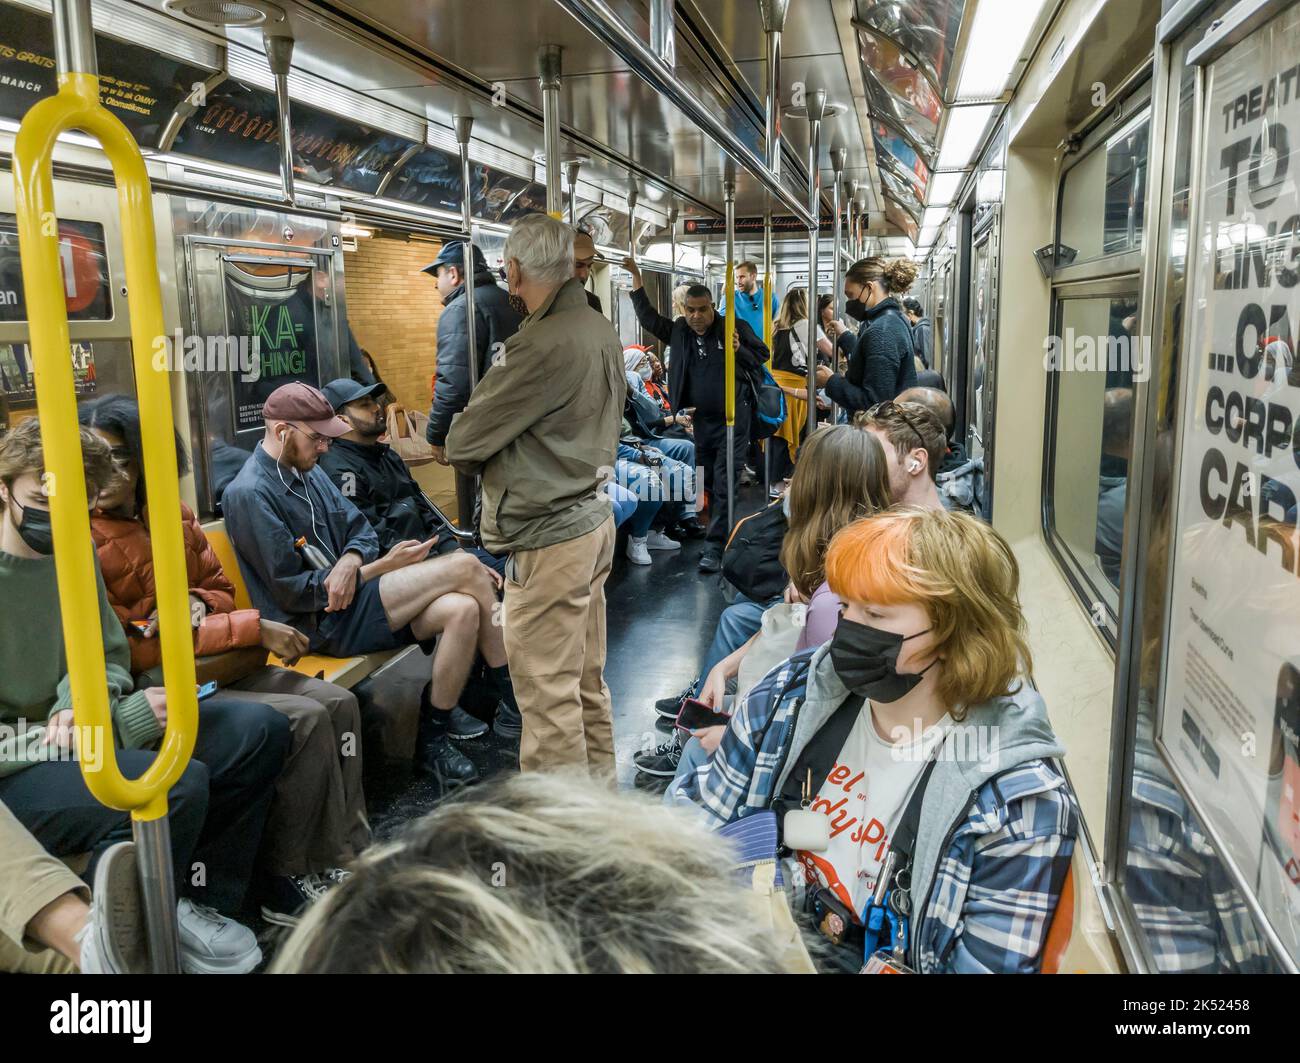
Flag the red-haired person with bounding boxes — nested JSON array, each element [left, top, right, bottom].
[[672, 507, 1078, 973]]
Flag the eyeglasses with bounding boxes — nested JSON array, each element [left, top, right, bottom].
[[868, 400, 926, 451], [288, 424, 332, 449]]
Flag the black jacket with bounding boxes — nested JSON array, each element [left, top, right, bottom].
[[824, 297, 917, 412], [317, 437, 438, 553], [426, 270, 525, 446], [629, 287, 769, 417], [911, 316, 934, 369]]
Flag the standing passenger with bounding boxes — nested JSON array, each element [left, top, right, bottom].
[[817, 257, 919, 412], [573, 230, 604, 313], [446, 214, 624, 775], [624, 257, 771, 572], [719, 261, 778, 338], [902, 297, 933, 369], [423, 240, 524, 465]]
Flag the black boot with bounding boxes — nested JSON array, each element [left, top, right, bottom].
[[415, 695, 479, 787], [420, 681, 488, 741], [484, 666, 523, 742]]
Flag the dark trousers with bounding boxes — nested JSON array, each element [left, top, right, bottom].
[[693, 396, 752, 546], [0, 697, 289, 915]]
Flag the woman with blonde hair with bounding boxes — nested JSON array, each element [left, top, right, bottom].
[[675, 507, 1078, 974], [767, 287, 834, 479], [816, 257, 919, 413]]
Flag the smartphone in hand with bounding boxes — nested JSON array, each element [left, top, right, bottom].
[[675, 697, 730, 733]]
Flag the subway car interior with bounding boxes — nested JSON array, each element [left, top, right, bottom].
[[0, 0, 1296, 991]]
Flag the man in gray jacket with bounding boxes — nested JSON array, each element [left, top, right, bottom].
[[446, 214, 625, 775], [423, 240, 524, 464]]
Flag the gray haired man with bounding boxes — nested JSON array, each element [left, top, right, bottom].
[[445, 214, 625, 775]]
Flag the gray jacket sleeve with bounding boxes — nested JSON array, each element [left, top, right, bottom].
[[427, 298, 473, 446]]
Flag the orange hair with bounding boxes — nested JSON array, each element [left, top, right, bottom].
[[823, 508, 1031, 715]]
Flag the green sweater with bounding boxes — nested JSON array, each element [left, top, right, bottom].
[[0, 549, 162, 777]]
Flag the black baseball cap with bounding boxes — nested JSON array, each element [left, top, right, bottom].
[[421, 240, 488, 276], [321, 378, 386, 412]]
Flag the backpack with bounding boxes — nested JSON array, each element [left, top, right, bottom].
[[721, 500, 788, 602], [751, 364, 786, 440]]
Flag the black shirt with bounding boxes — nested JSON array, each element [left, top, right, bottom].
[[317, 437, 439, 553]]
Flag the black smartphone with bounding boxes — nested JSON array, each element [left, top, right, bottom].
[[675, 697, 730, 733]]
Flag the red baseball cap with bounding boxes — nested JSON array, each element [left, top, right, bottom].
[[261, 381, 351, 437]]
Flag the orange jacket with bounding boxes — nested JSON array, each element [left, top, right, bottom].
[[90, 502, 263, 674]]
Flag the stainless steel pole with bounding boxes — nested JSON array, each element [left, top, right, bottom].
[[650, 0, 676, 68], [627, 187, 639, 263], [668, 205, 678, 283], [758, 0, 789, 178], [54, 0, 181, 974], [565, 158, 582, 226], [263, 26, 296, 206], [829, 148, 845, 425], [762, 208, 774, 498], [724, 180, 737, 535], [804, 90, 826, 439], [454, 113, 479, 532], [539, 45, 563, 217]]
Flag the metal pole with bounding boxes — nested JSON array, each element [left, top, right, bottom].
[[263, 26, 296, 206], [668, 205, 678, 284], [759, 0, 789, 178], [454, 113, 479, 531], [650, 0, 676, 68], [804, 90, 826, 439], [762, 208, 774, 497], [554, 0, 815, 228], [829, 148, 845, 425], [53, 0, 181, 974], [627, 186, 639, 263], [565, 158, 582, 226], [539, 45, 563, 218], [724, 180, 737, 536]]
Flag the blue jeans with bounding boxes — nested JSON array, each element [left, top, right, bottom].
[[616, 459, 663, 537], [618, 444, 696, 524], [604, 481, 638, 528], [653, 435, 695, 470], [691, 593, 773, 695]]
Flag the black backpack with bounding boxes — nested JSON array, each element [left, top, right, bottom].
[[721, 501, 788, 602]]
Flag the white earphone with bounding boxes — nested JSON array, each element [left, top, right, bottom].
[[908, 459, 921, 473]]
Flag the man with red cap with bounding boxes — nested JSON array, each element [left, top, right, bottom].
[[223, 381, 520, 787]]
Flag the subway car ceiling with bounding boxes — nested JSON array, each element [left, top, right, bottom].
[[0, 0, 1047, 264]]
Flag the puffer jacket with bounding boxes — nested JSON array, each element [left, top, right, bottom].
[[90, 503, 263, 674], [425, 269, 525, 446]]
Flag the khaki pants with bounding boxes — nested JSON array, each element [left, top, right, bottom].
[[222, 667, 371, 875], [0, 800, 80, 973], [504, 517, 616, 775]]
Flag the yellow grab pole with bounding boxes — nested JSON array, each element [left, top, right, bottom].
[[13, 71, 198, 822]]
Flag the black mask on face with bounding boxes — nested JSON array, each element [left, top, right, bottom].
[[8, 498, 54, 555], [845, 299, 867, 322], [828, 616, 936, 703]]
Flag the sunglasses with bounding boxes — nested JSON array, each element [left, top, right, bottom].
[[868, 400, 927, 451]]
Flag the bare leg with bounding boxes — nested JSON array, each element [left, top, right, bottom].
[[26, 893, 89, 967], [410, 591, 480, 709], [379, 551, 508, 669]]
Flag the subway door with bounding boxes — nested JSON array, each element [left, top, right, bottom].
[[965, 209, 1000, 518]]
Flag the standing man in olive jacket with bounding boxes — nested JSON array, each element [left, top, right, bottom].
[[423, 240, 524, 464], [446, 214, 625, 776]]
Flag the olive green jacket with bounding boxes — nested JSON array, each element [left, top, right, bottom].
[[446, 278, 624, 553]]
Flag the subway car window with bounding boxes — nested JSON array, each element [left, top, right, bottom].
[[1059, 109, 1151, 265]]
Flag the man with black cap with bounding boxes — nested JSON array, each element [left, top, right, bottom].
[[223, 382, 522, 783], [422, 240, 524, 465], [317, 377, 443, 554]]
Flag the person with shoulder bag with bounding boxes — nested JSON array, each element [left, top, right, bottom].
[[673, 508, 1079, 974]]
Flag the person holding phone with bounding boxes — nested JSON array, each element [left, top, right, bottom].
[[81, 396, 372, 926]]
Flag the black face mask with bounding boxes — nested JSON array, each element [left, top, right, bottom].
[[9, 498, 54, 555], [845, 299, 867, 322], [828, 616, 936, 703]]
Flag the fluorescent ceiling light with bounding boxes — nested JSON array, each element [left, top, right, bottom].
[[922, 207, 948, 230], [927, 171, 964, 207], [955, 0, 1049, 100], [937, 105, 997, 170]]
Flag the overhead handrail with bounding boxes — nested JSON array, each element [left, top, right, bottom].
[[13, 0, 197, 972]]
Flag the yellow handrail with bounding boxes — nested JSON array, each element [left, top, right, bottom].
[[762, 266, 773, 350], [724, 261, 735, 428], [13, 71, 197, 822]]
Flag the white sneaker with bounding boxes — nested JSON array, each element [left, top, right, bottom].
[[645, 529, 682, 552], [626, 536, 652, 565], [177, 898, 261, 974], [77, 841, 147, 974]]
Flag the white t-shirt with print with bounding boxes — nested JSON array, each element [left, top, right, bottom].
[[795, 706, 952, 920]]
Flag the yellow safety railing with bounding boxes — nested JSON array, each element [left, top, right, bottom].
[[724, 261, 736, 427], [13, 70, 197, 822], [762, 265, 773, 350]]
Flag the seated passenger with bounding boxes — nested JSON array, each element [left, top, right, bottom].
[[271, 771, 808, 973], [0, 419, 288, 973], [626, 347, 693, 442], [1, 807, 143, 973], [80, 396, 371, 925], [856, 400, 947, 511], [221, 382, 520, 787], [617, 407, 698, 566], [896, 386, 983, 515], [637, 424, 891, 778], [675, 508, 1079, 974]]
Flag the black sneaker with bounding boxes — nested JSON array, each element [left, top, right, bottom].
[[259, 874, 328, 928], [698, 550, 722, 573], [633, 737, 683, 778], [655, 681, 697, 720], [414, 733, 479, 786], [447, 705, 489, 741], [493, 699, 523, 742], [671, 519, 708, 540]]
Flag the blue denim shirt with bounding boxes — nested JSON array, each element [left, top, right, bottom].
[[221, 445, 380, 645]]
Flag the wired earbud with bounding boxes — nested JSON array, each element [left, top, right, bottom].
[[274, 437, 337, 565]]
